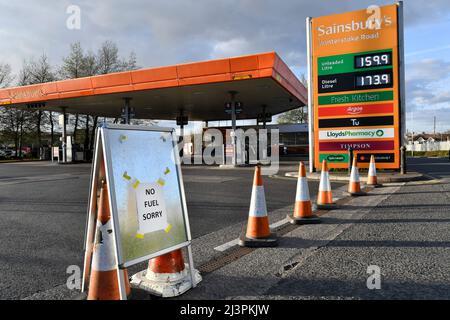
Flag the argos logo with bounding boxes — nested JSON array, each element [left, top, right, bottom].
[[346, 106, 364, 115]]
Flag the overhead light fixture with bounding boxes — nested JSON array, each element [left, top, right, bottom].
[[233, 74, 252, 80]]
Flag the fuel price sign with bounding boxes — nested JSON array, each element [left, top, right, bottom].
[[307, 3, 405, 170]]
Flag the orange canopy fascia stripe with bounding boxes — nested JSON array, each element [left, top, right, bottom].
[[0, 52, 307, 107]]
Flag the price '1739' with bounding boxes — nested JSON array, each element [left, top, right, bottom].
[[356, 74, 391, 87]]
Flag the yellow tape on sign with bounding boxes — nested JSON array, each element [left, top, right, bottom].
[[133, 180, 141, 189], [122, 172, 131, 181], [165, 224, 172, 233], [136, 233, 144, 239], [164, 167, 170, 175], [119, 134, 128, 143], [157, 178, 165, 186]]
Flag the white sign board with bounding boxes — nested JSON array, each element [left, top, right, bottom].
[[82, 124, 194, 300]]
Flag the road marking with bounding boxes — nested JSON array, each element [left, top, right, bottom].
[[214, 218, 289, 252], [270, 217, 289, 229], [214, 239, 239, 252]]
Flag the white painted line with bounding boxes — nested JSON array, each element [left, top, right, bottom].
[[270, 217, 289, 229], [214, 239, 239, 252], [214, 218, 289, 252]]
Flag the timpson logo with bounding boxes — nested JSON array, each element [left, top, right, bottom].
[[317, 14, 392, 37], [346, 106, 364, 115], [340, 143, 371, 149], [10, 88, 44, 100]]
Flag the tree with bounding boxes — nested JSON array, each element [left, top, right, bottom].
[[89, 41, 139, 149], [60, 42, 85, 79], [277, 74, 308, 124], [277, 107, 308, 124], [0, 66, 14, 148], [0, 63, 13, 87], [0, 63, 24, 156], [97, 40, 138, 74], [60, 42, 89, 143], [24, 54, 56, 151]]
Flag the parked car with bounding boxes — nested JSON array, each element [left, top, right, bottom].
[[0, 148, 15, 158]]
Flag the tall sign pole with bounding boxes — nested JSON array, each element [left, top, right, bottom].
[[306, 16, 315, 173], [397, 1, 406, 147], [308, 3, 405, 171]]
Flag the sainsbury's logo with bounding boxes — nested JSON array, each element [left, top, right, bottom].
[[317, 5, 393, 37]]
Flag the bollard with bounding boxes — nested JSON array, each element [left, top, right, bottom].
[[348, 147, 354, 176], [400, 146, 407, 174]]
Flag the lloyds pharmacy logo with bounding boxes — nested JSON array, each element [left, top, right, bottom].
[[326, 129, 385, 138]]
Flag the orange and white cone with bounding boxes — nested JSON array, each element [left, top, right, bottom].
[[88, 180, 131, 300], [316, 160, 337, 209], [239, 165, 277, 247], [348, 157, 366, 196], [130, 249, 202, 297], [287, 161, 320, 224], [367, 155, 382, 187]]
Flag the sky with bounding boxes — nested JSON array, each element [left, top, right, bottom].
[[0, 0, 449, 133]]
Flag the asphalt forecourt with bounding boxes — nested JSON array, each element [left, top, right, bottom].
[[18, 154, 433, 302], [0, 160, 344, 300], [138, 158, 450, 302], [177, 179, 450, 301]]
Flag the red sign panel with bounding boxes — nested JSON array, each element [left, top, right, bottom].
[[318, 103, 394, 118], [319, 140, 395, 151]]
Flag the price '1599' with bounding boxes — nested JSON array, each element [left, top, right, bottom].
[[355, 52, 392, 68]]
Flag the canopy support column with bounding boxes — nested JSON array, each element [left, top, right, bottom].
[[121, 97, 133, 124], [229, 91, 238, 166], [61, 107, 67, 164]]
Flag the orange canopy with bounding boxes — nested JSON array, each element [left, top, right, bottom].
[[0, 52, 306, 121]]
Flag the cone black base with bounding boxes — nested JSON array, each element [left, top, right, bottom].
[[348, 191, 367, 196], [367, 183, 383, 188], [238, 232, 278, 248], [287, 214, 320, 225], [316, 203, 338, 210]]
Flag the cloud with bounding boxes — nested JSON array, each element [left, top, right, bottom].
[[406, 58, 450, 132], [1, 0, 450, 73], [211, 38, 251, 58]]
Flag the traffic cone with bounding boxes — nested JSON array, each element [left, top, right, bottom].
[[348, 157, 366, 196], [130, 249, 202, 297], [367, 155, 382, 187], [239, 165, 277, 247], [316, 160, 337, 210], [287, 161, 320, 224], [88, 180, 131, 300]]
